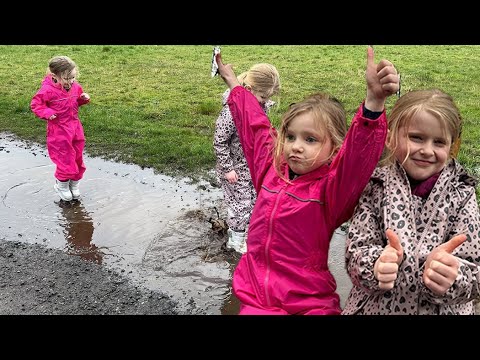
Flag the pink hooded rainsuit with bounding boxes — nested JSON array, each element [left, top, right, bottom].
[[31, 76, 89, 181]]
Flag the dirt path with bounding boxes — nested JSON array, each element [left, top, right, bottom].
[[0, 240, 178, 315]]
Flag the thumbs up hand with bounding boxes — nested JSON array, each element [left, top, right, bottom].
[[365, 45, 400, 112], [423, 234, 467, 295], [374, 229, 404, 291]]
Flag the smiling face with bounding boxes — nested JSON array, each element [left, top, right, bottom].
[[283, 112, 333, 175], [393, 110, 452, 181]]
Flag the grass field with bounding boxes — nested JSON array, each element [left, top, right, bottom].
[[1, 45, 479, 182]]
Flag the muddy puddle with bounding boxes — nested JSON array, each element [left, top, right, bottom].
[[0, 132, 352, 314]]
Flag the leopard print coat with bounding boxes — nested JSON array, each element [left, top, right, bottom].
[[213, 89, 274, 231], [342, 159, 480, 315]]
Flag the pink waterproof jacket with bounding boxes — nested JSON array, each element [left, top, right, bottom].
[[228, 86, 387, 315], [31, 76, 89, 181]]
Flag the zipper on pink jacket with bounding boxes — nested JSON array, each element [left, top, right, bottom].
[[264, 187, 284, 307], [49, 97, 68, 103]]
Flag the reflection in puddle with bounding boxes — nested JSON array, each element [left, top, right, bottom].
[[58, 200, 104, 264], [220, 253, 241, 315], [0, 132, 235, 314], [0, 132, 352, 314]]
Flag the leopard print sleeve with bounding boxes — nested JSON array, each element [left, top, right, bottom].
[[421, 184, 480, 306], [346, 181, 387, 293]]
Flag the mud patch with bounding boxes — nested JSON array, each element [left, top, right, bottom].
[[141, 207, 239, 314]]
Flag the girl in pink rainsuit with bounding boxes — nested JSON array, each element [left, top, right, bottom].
[[31, 56, 90, 201], [216, 47, 399, 315]]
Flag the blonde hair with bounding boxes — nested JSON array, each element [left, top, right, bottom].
[[383, 89, 462, 165], [237, 63, 281, 102], [273, 93, 347, 181], [46, 55, 79, 78]]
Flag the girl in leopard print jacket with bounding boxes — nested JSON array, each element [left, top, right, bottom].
[[343, 89, 480, 315], [213, 64, 280, 254]]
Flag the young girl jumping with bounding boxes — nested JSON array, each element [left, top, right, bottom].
[[216, 47, 400, 315], [214, 63, 280, 254], [342, 89, 480, 315], [31, 55, 90, 202]]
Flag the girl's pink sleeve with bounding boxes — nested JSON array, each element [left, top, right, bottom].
[[227, 86, 275, 193], [30, 89, 55, 120], [326, 103, 387, 228], [77, 84, 90, 106]]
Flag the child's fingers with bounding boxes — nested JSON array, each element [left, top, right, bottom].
[[366, 45, 375, 69], [216, 52, 223, 67], [379, 248, 399, 264], [438, 234, 467, 254], [376, 60, 396, 78], [386, 229, 402, 253]]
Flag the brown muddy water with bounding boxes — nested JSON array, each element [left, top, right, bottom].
[[0, 132, 352, 314]]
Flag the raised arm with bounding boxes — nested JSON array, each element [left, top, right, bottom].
[[216, 51, 275, 192], [365, 46, 399, 111], [216, 52, 240, 90], [326, 46, 399, 226]]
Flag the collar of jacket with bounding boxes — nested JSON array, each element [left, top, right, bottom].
[[282, 161, 331, 183], [371, 158, 477, 188]]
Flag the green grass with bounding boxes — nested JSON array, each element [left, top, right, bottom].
[[1, 45, 480, 185]]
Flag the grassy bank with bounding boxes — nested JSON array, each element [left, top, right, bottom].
[[1, 45, 479, 180]]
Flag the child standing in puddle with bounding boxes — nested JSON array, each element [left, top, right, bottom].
[[31, 55, 90, 201], [214, 63, 280, 254]]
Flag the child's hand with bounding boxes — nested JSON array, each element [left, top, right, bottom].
[[49, 114, 57, 120], [80, 93, 90, 101], [365, 46, 400, 112], [374, 229, 403, 291], [423, 234, 466, 296], [215, 52, 240, 90], [225, 170, 239, 184]]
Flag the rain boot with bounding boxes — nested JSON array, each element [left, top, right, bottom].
[[227, 228, 246, 254], [234, 230, 247, 254], [70, 180, 81, 200], [54, 180, 73, 201], [226, 228, 235, 251]]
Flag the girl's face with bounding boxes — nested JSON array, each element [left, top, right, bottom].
[[283, 112, 333, 175], [253, 92, 269, 105], [393, 110, 451, 181], [53, 69, 77, 91], [247, 88, 269, 105]]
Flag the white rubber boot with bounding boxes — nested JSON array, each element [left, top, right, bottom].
[[227, 228, 247, 254], [226, 228, 235, 251], [54, 180, 73, 201], [237, 237, 247, 254], [70, 180, 81, 199]]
